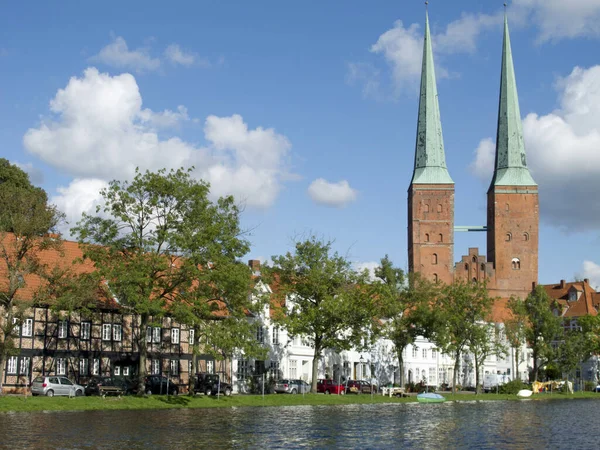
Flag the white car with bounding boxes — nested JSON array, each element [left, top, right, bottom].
[[31, 376, 85, 397]]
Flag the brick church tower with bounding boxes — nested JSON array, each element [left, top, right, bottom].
[[407, 11, 455, 285], [486, 15, 538, 296]]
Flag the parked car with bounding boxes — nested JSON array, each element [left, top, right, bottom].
[[317, 379, 345, 395], [31, 376, 85, 397], [144, 375, 179, 395], [274, 379, 310, 394], [85, 376, 134, 396], [193, 373, 232, 396]]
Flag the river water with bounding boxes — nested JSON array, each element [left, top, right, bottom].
[[0, 399, 596, 449]]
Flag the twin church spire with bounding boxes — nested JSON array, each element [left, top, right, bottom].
[[410, 10, 535, 188]]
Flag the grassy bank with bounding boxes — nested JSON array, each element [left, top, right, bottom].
[[1, 391, 598, 413]]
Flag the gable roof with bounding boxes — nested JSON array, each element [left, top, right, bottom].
[[541, 279, 598, 318]]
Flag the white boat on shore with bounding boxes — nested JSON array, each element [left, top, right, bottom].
[[517, 389, 533, 398]]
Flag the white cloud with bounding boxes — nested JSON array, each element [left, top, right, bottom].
[[307, 178, 357, 208], [91, 36, 160, 72], [353, 261, 380, 279], [24, 67, 292, 213], [471, 65, 600, 231], [582, 260, 600, 289], [51, 178, 108, 235], [362, 12, 501, 97], [513, 0, 600, 43], [164, 44, 204, 67]]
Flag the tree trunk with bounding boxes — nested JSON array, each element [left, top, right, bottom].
[[514, 346, 520, 381], [311, 346, 321, 393], [453, 351, 460, 394], [532, 348, 538, 382], [474, 355, 481, 395], [138, 314, 149, 395], [397, 348, 404, 387]]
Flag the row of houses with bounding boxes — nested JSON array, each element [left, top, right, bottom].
[[2, 239, 599, 394]]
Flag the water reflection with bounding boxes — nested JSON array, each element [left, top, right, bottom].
[[1, 399, 599, 449]]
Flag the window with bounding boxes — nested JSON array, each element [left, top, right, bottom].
[[425, 233, 430, 242], [146, 327, 152, 343], [424, 204, 430, 212], [7, 356, 17, 374], [432, 253, 438, 265], [92, 359, 100, 376], [437, 204, 442, 213], [256, 326, 264, 344], [123, 366, 130, 376], [171, 328, 180, 344], [512, 258, 521, 270], [412, 346, 418, 358], [151, 359, 160, 375], [152, 327, 161, 343], [58, 321, 68, 339], [273, 326, 280, 345], [289, 360, 298, 378], [170, 359, 179, 376], [56, 358, 66, 375], [505, 203, 510, 212], [81, 322, 91, 340], [80, 359, 89, 376], [189, 328, 195, 345], [472, 277, 477, 283], [438, 233, 443, 243], [20, 357, 30, 375], [207, 360, 214, 374], [480, 263, 485, 271], [472, 256, 477, 263], [422, 348, 427, 359], [429, 368, 435, 384], [22, 319, 33, 337], [464, 263, 469, 271], [433, 273, 438, 283], [237, 359, 249, 380], [113, 324, 122, 341], [102, 324, 112, 341], [523, 232, 529, 241], [506, 233, 512, 242], [269, 361, 280, 380], [432, 349, 437, 358], [114, 365, 120, 376]]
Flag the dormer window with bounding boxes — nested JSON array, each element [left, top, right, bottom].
[[568, 290, 577, 302]]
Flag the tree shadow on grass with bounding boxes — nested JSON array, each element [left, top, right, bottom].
[[156, 395, 192, 406]]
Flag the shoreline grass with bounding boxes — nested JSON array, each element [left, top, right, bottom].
[[1, 391, 599, 413]]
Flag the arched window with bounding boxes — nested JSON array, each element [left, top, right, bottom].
[[506, 233, 512, 242], [472, 256, 477, 263], [464, 263, 469, 271], [523, 232, 529, 241], [439, 233, 443, 243], [432, 253, 438, 265], [512, 258, 520, 270], [480, 263, 485, 271], [472, 277, 477, 283], [424, 204, 430, 212], [433, 273, 438, 283], [437, 204, 442, 213], [425, 233, 430, 242], [505, 203, 510, 212]]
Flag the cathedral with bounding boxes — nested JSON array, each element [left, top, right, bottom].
[[407, 11, 539, 308]]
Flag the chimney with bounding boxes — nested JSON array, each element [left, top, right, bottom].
[[248, 259, 261, 274], [560, 279, 566, 289], [584, 278, 590, 284]]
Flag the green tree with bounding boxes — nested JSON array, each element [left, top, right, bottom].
[[372, 257, 436, 387], [73, 167, 253, 394], [518, 286, 563, 382], [466, 322, 507, 394], [556, 328, 590, 381], [264, 237, 378, 393], [0, 159, 64, 393], [506, 296, 529, 380], [432, 280, 494, 393]]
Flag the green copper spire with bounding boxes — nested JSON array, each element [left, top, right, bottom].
[[489, 14, 536, 188], [411, 11, 453, 185]]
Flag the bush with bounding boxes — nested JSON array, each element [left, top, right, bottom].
[[584, 381, 596, 392], [498, 379, 528, 395]]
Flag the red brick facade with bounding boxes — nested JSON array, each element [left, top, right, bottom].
[[408, 184, 454, 285]]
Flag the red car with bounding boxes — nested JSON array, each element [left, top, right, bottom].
[[345, 379, 377, 394], [317, 379, 345, 395]]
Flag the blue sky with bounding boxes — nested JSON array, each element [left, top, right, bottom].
[[2, 0, 600, 286]]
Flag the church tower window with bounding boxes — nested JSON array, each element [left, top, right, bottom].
[[511, 258, 520, 270], [523, 232, 529, 241], [425, 233, 430, 242], [424, 204, 430, 212], [432, 254, 438, 265], [438, 233, 443, 243], [437, 204, 442, 213], [506, 233, 512, 242]]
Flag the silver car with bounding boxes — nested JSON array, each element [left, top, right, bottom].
[[274, 379, 311, 394], [31, 376, 85, 397]]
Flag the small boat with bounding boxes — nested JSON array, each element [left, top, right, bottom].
[[417, 392, 446, 403], [517, 389, 533, 398]]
